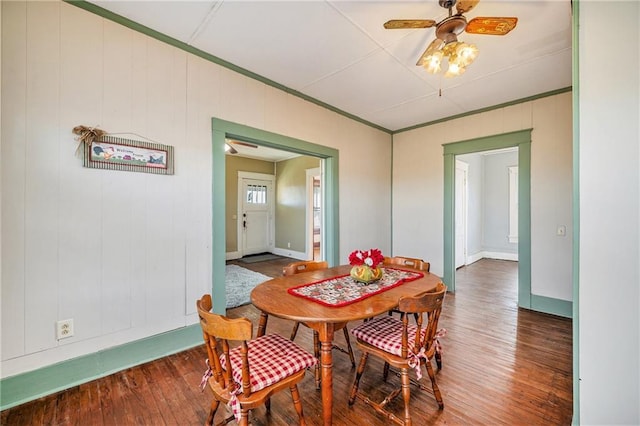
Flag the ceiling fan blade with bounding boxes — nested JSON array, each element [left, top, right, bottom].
[[230, 140, 258, 148], [384, 19, 437, 29], [466, 17, 518, 35], [416, 38, 444, 66], [456, 0, 480, 14]]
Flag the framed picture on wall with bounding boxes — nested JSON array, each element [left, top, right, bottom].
[[83, 135, 174, 175]]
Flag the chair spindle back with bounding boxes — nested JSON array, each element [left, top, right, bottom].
[[383, 256, 430, 272]]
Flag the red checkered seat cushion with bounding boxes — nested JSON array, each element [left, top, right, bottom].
[[220, 333, 317, 393], [351, 316, 425, 357]]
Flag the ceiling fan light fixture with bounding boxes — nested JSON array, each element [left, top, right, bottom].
[[423, 50, 444, 74], [455, 42, 478, 66], [419, 38, 476, 78], [445, 60, 466, 78]]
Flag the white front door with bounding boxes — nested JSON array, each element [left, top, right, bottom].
[[455, 160, 468, 269], [239, 174, 274, 256]]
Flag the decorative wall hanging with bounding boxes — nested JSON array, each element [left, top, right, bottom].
[[72, 125, 106, 155], [72, 126, 174, 175]]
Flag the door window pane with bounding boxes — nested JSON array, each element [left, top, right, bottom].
[[246, 184, 267, 204]]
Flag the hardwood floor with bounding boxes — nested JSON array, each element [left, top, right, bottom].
[[1, 258, 573, 425]]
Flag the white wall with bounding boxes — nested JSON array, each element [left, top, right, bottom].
[[392, 92, 573, 301], [458, 150, 518, 262], [0, 1, 391, 378], [578, 1, 639, 424], [483, 151, 518, 255]]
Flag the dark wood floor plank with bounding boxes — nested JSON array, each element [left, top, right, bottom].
[[53, 385, 80, 426], [76, 381, 101, 426], [1, 258, 573, 425], [161, 352, 211, 424], [98, 372, 132, 426]]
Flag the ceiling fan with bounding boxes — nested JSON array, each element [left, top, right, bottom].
[[225, 140, 258, 154], [384, 0, 517, 77]]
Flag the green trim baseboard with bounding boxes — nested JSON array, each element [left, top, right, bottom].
[[0, 325, 203, 411], [531, 295, 573, 319]]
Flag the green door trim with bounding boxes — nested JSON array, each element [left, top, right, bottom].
[[211, 118, 340, 314], [443, 129, 532, 309]]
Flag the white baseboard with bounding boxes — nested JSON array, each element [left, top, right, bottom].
[[466, 251, 518, 265], [466, 252, 484, 265], [226, 248, 308, 261], [483, 251, 518, 261], [226, 251, 242, 260], [272, 247, 308, 260]]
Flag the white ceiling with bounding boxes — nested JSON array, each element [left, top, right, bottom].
[[89, 0, 572, 134]]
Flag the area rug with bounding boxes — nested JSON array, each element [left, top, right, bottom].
[[225, 264, 272, 308], [238, 253, 283, 264]]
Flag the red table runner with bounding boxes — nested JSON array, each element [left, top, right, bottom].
[[287, 267, 424, 307]]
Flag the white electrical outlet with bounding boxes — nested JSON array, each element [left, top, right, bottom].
[[56, 319, 74, 340]]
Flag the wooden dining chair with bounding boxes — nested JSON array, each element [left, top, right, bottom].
[[348, 283, 447, 426], [383, 256, 430, 272], [382, 257, 431, 315], [381, 256, 443, 368], [196, 294, 317, 426], [283, 260, 357, 388]]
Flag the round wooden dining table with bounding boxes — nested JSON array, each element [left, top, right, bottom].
[[250, 264, 442, 426]]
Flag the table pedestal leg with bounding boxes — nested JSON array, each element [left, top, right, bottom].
[[319, 323, 335, 426]]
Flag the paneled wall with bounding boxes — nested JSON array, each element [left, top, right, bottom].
[[1, 1, 392, 378]]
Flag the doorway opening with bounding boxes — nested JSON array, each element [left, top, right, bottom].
[[455, 149, 519, 268], [454, 148, 520, 304], [211, 118, 340, 313], [443, 129, 532, 310]]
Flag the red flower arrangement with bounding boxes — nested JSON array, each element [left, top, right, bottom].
[[348, 248, 384, 269]]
